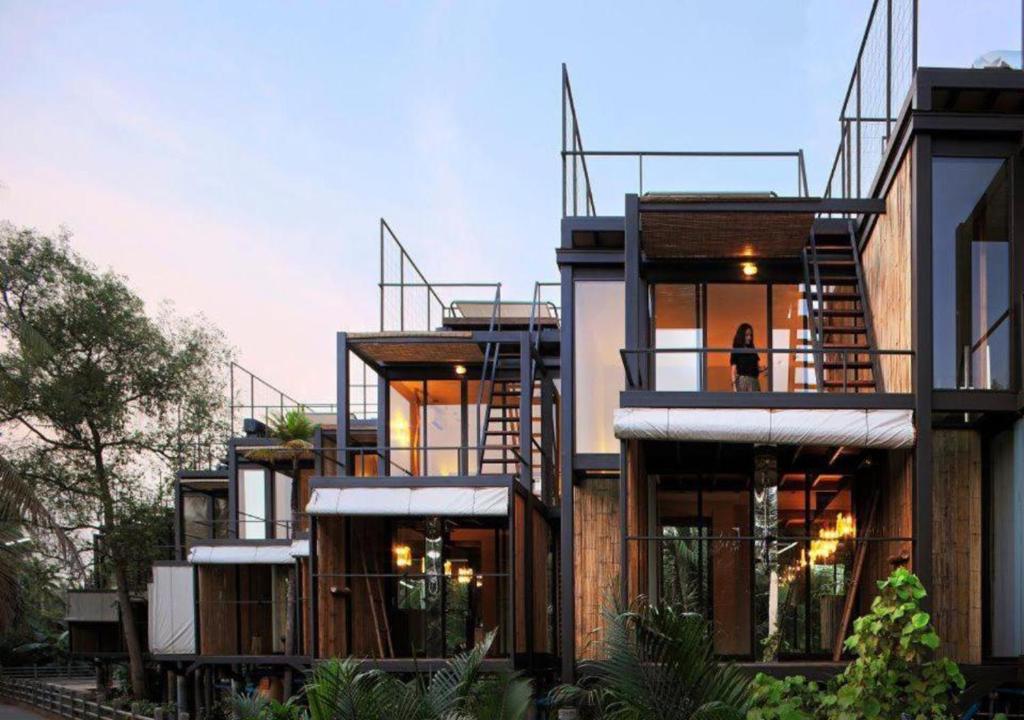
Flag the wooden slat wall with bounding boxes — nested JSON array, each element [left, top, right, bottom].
[[532, 506, 552, 653], [316, 517, 348, 657], [858, 450, 914, 611], [198, 566, 238, 655], [626, 441, 648, 603], [515, 494, 527, 654], [348, 518, 392, 657], [932, 430, 983, 664], [862, 150, 913, 392], [238, 566, 273, 655], [574, 476, 621, 660], [297, 469, 312, 533], [299, 558, 311, 656]]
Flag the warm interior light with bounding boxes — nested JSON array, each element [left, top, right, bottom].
[[741, 262, 758, 277], [457, 567, 474, 585], [393, 544, 412, 569], [454, 364, 467, 376], [781, 512, 856, 583]]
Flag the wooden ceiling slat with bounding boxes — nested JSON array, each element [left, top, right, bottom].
[[641, 210, 814, 259]]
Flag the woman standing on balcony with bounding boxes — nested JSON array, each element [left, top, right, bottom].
[[730, 323, 765, 392]]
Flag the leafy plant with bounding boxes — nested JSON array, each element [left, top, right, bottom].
[[550, 604, 751, 720], [227, 691, 306, 720], [303, 630, 531, 720], [747, 569, 966, 720]]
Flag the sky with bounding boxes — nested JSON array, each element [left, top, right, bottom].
[[0, 1, 1020, 404]]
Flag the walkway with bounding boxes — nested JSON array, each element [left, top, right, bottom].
[[0, 704, 46, 720]]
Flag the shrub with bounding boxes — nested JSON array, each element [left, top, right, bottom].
[[747, 569, 966, 720]]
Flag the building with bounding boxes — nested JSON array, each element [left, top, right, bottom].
[[67, 0, 1024, 711]]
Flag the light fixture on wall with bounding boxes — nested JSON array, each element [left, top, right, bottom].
[[741, 262, 758, 278], [393, 544, 412, 569], [454, 364, 467, 376]]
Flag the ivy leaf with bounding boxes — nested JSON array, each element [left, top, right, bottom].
[[911, 611, 930, 628], [920, 632, 940, 649]]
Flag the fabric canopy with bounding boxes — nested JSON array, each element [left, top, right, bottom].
[[613, 408, 915, 449], [188, 544, 296, 565], [306, 486, 509, 517], [289, 539, 309, 558], [148, 565, 195, 655]]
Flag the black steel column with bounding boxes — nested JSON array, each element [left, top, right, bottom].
[[558, 260, 575, 682], [336, 332, 350, 476], [911, 135, 934, 602]]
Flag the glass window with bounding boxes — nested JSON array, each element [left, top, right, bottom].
[[932, 157, 1011, 390], [574, 281, 624, 453], [425, 381, 462, 476], [771, 284, 814, 392], [652, 284, 702, 391], [273, 472, 293, 539], [239, 468, 267, 539], [706, 284, 768, 392], [389, 381, 423, 475], [989, 422, 1024, 657]]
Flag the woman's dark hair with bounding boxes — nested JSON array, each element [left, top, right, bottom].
[[733, 323, 754, 348]]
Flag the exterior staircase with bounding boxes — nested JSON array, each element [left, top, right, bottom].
[[802, 222, 879, 393]]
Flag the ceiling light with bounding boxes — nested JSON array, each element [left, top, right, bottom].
[[742, 262, 758, 277], [454, 364, 467, 376]]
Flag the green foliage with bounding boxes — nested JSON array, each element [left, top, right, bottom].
[[550, 604, 751, 720], [747, 674, 818, 720], [268, 410, 315, 444], [746, 569, 966, 720], [302, 630, 531, 720], [0, 224, 233, 697], [227, 691, 306, 720]]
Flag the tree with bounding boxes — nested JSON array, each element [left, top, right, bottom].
[[0, 453, 84, 641], [0, 225, 231, 698]]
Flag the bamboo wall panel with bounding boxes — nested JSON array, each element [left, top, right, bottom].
[[297, 469, 312, 532], [932, 430, 982, 664], [198, 566, 237, 655], [862, 150, 912, 392], [574, 477, 621, 660], [299, 558, 311, 656], [348, 518, 392, 657], [316, 518, 348, 657], [238, 566, 273, 655], [532, 506, 553, 654], [858, 450, 914, 612], [626, 442, 649, 603], [515, 494, 527, 654]]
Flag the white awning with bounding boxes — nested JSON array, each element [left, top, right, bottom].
[[148, 565, 195, 655], [613, 408, 915, 449], [289, 539, 309, 558], [187, 544, 296, 565], [306, 486, 509, 517]]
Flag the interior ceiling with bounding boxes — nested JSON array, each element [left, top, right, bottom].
[[641, 210, 814, 259]]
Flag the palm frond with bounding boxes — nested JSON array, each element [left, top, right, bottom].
[[550, 604, 751, 720]]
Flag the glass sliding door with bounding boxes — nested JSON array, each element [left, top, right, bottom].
[[706, 284, 768, 392], [932, 157, 1012, 390], [652, 284, 702, 390], [574, 281, 624, 452]]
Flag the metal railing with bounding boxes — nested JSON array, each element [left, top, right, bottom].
[[0, 664, 93, 680], [379, 219, 504, 332], [562, 64, 809, 216], [620, 346, 913, 393], [823, 0, 917, 201], [0, 677, 161, 720], [229, 362, 334, 436]]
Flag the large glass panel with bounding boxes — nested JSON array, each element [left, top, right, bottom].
[[425, 381, 462, 476], [932, 157, 1011, 390], [239, 468, 267, 539], [652, 284, 702, 390], [389, 381, 423, 475], [771, 284, 815, 392], [655, 476, 752, 656], [706, 284, 768, 392], [574, 281, 624, 453], [183, 493, 211, 549], [273, 472, 293, 539], [989, 421, 1024, 657]]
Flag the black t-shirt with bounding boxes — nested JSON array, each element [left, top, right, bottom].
[[730, 347, 759, 378]]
